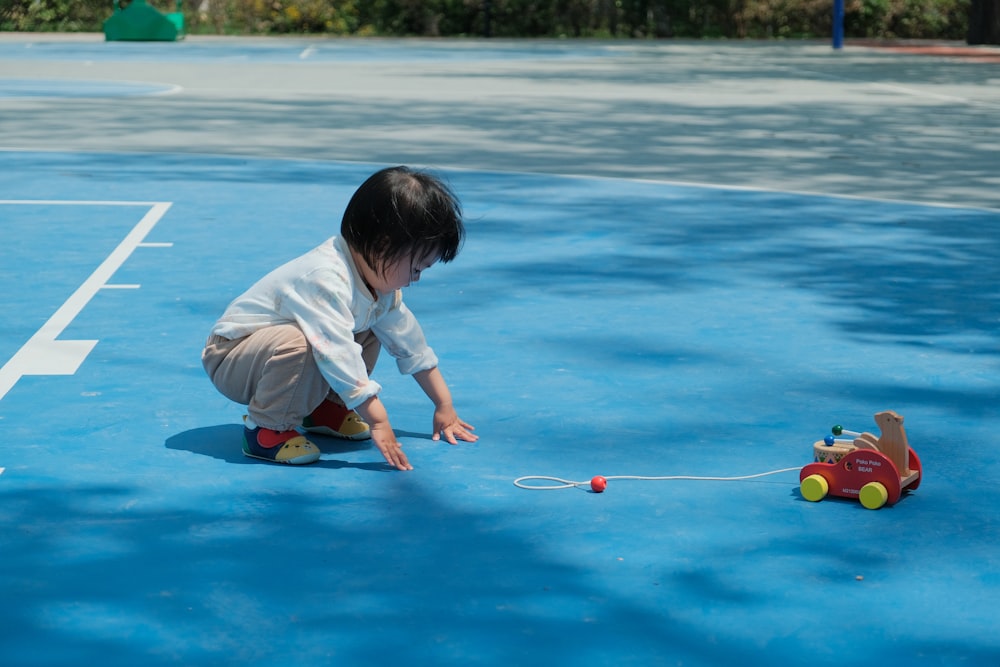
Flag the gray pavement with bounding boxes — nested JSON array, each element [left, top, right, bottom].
[[1, 33, 999, 209]]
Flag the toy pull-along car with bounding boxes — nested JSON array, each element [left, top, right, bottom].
[[800, 410, 922, 509]]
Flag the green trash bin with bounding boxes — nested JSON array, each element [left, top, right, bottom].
[[104, 0, 185, 42]]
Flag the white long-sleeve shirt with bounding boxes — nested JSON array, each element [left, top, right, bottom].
[[210, 235, 438, 409]]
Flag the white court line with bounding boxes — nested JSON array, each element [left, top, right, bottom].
[[0, 200, 172, 402], [443, 163, 1000, 214], [0, 199, 168, 206], [796, 67, 1000, 110]]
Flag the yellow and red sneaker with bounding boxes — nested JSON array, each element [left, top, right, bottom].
[[242, 418, 321, 465], [301, 400, 371, 441]]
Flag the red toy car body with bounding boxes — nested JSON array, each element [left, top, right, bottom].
[[799, 410, 921, 509], [800, 446, 921, 509]]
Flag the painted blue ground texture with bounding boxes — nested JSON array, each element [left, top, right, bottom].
[[1, 149, 998, 666]]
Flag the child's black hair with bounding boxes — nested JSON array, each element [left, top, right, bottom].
[[341, 166, 465, 279]]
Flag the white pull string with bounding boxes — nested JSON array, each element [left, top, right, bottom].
[[513, 466, 804, 490]]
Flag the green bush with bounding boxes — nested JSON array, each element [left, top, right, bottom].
[[839, 0, 970, 38], [0, 0, 972, 39], [230, 0, 361, 33], [1, 0, 110, 31]]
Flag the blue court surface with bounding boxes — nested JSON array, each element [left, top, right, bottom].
[[2, 36, 999, 667]]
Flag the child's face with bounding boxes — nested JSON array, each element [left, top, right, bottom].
[[372, 250, 438, 293]]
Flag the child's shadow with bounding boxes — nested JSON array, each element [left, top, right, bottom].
[[166, 424, 398, 471]]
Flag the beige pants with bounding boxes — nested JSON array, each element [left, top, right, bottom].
[[202, 324, 380, 431]]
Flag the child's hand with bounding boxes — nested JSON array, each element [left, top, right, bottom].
[[370, 422, 413, 471], [432, 406, 478, 445], [413, 368, 478, 445], [356, 396, 412, 471]]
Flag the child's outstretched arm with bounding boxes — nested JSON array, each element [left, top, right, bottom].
[[414, 367, 478, 445], [354, 395, 413, 471]]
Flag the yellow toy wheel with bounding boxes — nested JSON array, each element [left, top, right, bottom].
[[859, 482, 889, 510], [801, 474, 829, 502]]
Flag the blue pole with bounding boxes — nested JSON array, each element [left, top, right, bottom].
[[832, 0, 844, 49]]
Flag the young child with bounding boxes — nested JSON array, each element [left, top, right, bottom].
[[201, 166, 477, 470]]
